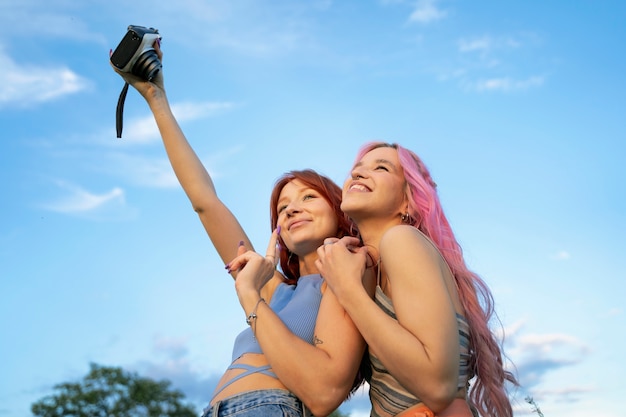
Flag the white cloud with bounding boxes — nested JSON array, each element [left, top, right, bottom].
[[42, 180, 125, 214], [458, 34, 526, 55], [153, 335, 189, 359], [0, 46, 89, 107], [132, 337, 222, 408], [503, 321, 591, 393], [118, 101, 235, 145], [101, 153, 180, 188], [468, 76, 544, 92], [172, 101, 235, 122], [458, 36, 493, 53], [409, 0, 447, 24]]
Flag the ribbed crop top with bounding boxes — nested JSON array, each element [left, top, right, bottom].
[[212, 274, 324, 399], [230, 273, 324, 360]]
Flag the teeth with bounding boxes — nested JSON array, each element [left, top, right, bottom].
[[350, 184, 368, 191]]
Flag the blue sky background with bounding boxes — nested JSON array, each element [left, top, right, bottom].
[[1, 1, 625, 416]]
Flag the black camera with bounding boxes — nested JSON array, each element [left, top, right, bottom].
[[112, 25, 162, 138], [111, 25, 162, 81]]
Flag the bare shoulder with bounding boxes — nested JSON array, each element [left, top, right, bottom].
[[379, 225, 442, 275], [380, 225, 433, 255]]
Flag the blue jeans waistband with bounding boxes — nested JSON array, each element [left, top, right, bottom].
[[202, 389, 305, 417]]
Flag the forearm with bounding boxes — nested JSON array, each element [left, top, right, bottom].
[[147, 94, 218, 210], [240, 292, 362, 416], [146, 93, 250, 262], [339, 287, 458, 411]]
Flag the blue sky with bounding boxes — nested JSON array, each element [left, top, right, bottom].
[[1, 1, 625, 416]]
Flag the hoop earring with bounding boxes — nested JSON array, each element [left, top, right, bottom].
[[349, 221, 358, 237]]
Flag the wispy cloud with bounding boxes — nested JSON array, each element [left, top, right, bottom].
[[466, 76, 545, 93], [102, 153, 180, 188], [458, 35, 522, 55], [0, 46, 89, 108], [380, 0, 447, 24], [93, 142, 244, 190], [41, 180, 126, 215], [116, 101, 235, 145], [504, 321, 591, 392], [449, 34, 545, 93], [409, 0, 447, 24], [132, 336, 222, 409]]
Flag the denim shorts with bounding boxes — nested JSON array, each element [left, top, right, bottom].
[[202, 389, 306, 417]]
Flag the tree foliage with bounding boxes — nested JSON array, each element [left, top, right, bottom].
[[31, 363, 197, 417]]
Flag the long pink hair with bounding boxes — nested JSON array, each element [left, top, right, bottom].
[[354, 142, 518, 417]]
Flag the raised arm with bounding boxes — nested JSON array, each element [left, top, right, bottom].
[[110, 43, 250, 266]]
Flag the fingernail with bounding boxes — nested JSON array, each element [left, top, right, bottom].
[[276, 225, 281, 235], [109, 48, 113, 57], [225, 263, 231, 270], [238, 241, 244, 247]]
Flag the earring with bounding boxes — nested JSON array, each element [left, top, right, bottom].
[[349, 221, 358, 237], [401, 212, 411, 224]]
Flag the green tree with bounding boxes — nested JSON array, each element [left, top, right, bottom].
[[31, 363, 197, 417]]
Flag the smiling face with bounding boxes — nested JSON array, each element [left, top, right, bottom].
[[341, 146, 408, 224], [276, 179, 339, 257]]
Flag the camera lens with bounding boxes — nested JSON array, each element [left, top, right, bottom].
[[132, 49, 162, 81]]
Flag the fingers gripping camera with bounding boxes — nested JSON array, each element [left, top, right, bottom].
[[111, 25, 162, 139], [111, 25, 162, 81]]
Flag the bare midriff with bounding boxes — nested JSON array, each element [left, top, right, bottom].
[[210, 353, 288, 405]]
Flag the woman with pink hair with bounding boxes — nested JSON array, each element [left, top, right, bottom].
[[316, 142, 518, 417]]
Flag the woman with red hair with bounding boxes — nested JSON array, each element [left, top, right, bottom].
[[111, 43, 369, 417]]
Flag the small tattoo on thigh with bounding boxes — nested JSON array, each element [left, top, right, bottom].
[[314, 336, 324, 345]]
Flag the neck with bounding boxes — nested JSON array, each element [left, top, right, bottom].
[[298, 251, 320, 276], [356, 216, 403, 251]]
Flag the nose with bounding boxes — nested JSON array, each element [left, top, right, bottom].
[[285, 201, 301, 217], [351, 166, 367, 180]]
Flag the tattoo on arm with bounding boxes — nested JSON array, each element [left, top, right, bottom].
[[314, 336, 324, 345]]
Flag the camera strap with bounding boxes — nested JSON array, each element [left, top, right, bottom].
[[115, 82, 130, 138]]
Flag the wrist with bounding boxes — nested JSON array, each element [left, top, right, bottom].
[[237, 287, 262, 309]]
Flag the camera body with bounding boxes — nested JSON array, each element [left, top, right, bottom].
[[111, 25, 162, 81]]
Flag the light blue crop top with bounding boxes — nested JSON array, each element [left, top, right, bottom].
[[212, 274, 324, 398]]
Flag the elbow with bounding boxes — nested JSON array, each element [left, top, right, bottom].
[[421, 380, 458, 414], [192, 202, 206, 214], [301, 385, 347, 417]]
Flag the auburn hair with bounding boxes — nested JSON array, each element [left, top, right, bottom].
[[269, 169, 355, 284]]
